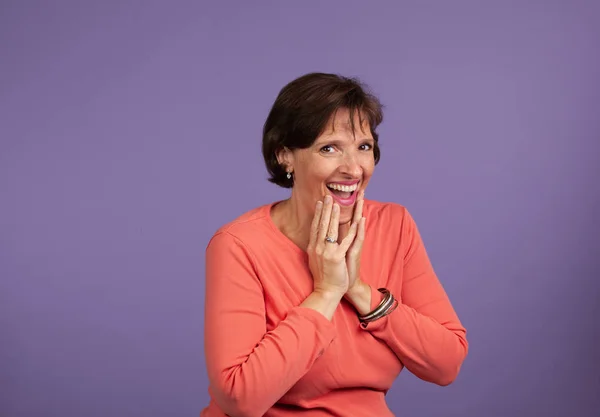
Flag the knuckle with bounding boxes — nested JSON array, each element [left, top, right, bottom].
[[323, 251, 339, 262], [331, 252, 345, 262]]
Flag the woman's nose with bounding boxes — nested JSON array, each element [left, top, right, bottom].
[[339, 153, 362, 177]]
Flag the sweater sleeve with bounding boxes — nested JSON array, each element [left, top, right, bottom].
[[203, 231, 336, 417], [360, 209, 468, 386]]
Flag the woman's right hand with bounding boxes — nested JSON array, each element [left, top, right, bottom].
[[306, 195, 358, 298]]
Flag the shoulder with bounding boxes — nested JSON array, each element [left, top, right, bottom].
[[363, 198, 421, 240], [206, 203, 275, 251], [364, 198, 411, 226]]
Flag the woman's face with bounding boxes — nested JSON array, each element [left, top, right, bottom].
[[280, 108, 376, 225]]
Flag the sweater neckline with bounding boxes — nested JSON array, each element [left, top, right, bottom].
[[262, 201, 309, 259], [261, 199, 373, 258]]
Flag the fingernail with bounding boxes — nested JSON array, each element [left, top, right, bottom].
[[324, 195, 332, 203]]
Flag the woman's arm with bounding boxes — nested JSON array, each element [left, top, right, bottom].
[[204, 231, 340, 417], [351, 209, 468, 386]]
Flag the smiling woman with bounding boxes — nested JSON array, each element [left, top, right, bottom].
[[201, 73, 468, 417], [274, 106, 376, 236]]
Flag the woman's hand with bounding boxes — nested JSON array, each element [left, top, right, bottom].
[[343, 191, 373, 316], [306, 195, 358, 298], [346, 191, 366, 292]]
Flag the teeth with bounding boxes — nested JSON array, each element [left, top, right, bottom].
[[327, 183, 358, 192]]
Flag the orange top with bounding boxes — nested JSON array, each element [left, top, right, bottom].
[[201, 199, 468, 417]]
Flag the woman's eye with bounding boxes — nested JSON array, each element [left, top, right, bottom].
[[360, 143, 373, 151], [320, 145, 334, 153]]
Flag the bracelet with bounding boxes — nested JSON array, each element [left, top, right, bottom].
[[358, 288, 398, 324], [359, 289, 393, 321]]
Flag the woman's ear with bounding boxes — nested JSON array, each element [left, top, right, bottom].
[[276, 147, 294, 172]]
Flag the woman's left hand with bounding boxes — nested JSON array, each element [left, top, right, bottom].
[[346, 191, 366, 292]]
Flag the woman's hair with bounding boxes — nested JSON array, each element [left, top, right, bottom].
[[262, 72, 384, 188]]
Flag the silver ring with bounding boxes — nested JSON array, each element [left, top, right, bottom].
[[325, 236, 336, 243]]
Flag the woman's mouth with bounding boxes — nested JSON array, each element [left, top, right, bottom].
[[326, 182, 359, 206]]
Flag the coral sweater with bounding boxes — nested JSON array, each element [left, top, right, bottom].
[[201, 199, 468, 417]]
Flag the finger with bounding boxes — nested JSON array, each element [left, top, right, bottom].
[[353, 216, 366, 250], [338, 221, 358, 252], [308, 200, 323, 249], [346, 216, 366, 255], [317, 195, 333, 241], [352, 191, 364, 225], [358, 217, 366, 240], [326, 203, 340, 242]]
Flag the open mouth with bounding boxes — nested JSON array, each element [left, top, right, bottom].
[[326, 182, 358, 200]]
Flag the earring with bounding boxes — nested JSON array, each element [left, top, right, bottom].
[[286, 172, 292, 180]]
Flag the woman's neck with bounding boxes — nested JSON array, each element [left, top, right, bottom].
[[272, 194, 352, 251], [272, 197, 312, 251]]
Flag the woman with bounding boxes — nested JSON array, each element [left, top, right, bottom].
[[201, 73, 468, 417]]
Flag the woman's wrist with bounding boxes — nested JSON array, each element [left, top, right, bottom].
[[344, 280, 374, 316], [301, 289, 344, 320]]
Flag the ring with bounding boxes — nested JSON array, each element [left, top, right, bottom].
[[325, 236, 336, 243]]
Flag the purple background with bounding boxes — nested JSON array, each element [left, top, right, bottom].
[[2, 1, 599, 416]]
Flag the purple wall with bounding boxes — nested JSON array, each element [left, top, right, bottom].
[[2, 1, 599, 416]]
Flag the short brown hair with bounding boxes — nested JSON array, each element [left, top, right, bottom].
[[262, 72, 384, 188]]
